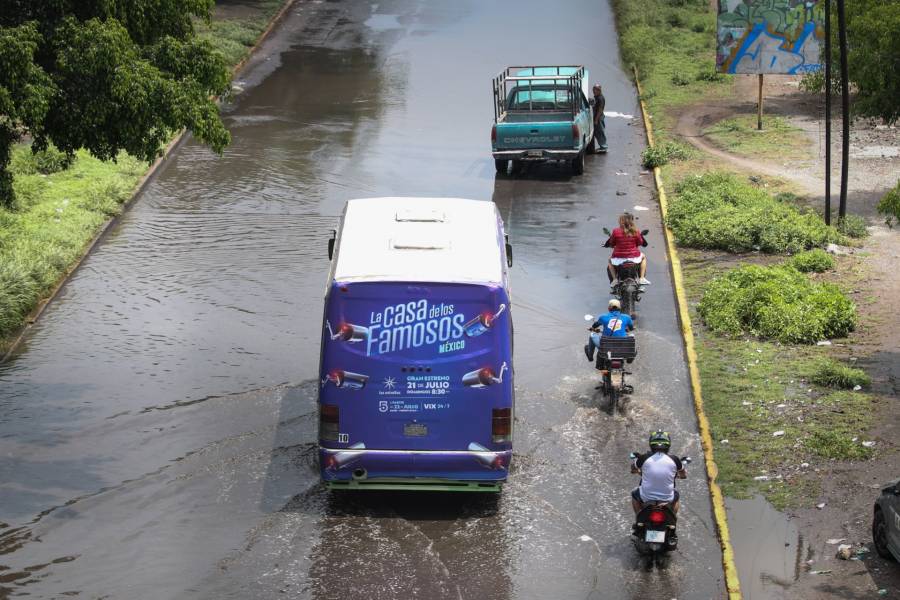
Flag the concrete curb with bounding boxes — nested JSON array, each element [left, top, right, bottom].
[[1, 0, 299, 363], [632, 66, 743, 600]]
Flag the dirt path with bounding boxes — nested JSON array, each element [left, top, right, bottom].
[[674, 101, 825, 195], [673, 76, 900, 599]]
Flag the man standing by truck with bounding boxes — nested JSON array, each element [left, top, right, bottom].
[[592, 84, 608, 153]]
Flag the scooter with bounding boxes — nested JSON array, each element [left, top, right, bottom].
[[629, 452, 691, 564], [603, 228, 649, 318], [584, 316, 636, 413]]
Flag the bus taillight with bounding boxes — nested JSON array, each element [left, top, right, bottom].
[[492, 407, 512, 443], [320, 404, 339, 441]]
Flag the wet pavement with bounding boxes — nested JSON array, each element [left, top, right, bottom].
[[0, 0, 725, 598]]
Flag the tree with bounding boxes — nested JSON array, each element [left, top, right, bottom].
[[0, 1, 231, 207], [845, 1, 900, 123], [802, 0, 900, 124]]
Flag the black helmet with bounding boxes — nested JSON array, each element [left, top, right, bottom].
[[649, 430, 671, 452]]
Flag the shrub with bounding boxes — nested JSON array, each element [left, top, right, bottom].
[[666, 11, 687, 28], [11, 144, 73, 176], [809, 359, 871, 389], [877, 181, 900, 227], [697, 69, 725, 82], [697, 264, 856, 343], [641, 141, 690, 168], [836, 214, 868, 238], [671, 73, 691, 86], [789, 249, 834, 273], [805, 430, 873, 460], [668, 172, 845, 253]]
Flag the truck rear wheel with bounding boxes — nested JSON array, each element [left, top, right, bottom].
[[572, 151, 585, 175], [495, 159, 507, 174]]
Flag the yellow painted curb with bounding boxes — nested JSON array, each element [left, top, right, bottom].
[[1, 0, 299, 363], [633, 66, 743, 600]]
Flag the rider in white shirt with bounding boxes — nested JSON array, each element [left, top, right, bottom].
[[631, 430, 686, 515]]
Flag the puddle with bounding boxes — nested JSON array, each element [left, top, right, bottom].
[[850, 145, 900, 159], [365, 13, 402, 31], [727, 496, 806, 600]]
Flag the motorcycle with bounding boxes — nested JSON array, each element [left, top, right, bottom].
[[629, 452, 691, 564], [584, 315, 636, 413], [603, 227, 649, 318]]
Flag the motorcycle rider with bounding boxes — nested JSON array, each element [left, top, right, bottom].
[[631, 430, 686, 522], [584, 298, 634, 362], [604, 212, 650, 288]]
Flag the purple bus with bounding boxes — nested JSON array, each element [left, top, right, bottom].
[[319, 198, 514, 492]]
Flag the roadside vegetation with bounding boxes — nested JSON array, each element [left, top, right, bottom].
[[704, 115, 811, 160], [878, 180, 900, 227], [668, 173, 845, 253], [195, 0, 286, 66], [0, 146, 144, 337], [0, 1, 289, 353], [683, 253, 876, 509], [697, 263, 855, 344], [611, 0, 880, 509]]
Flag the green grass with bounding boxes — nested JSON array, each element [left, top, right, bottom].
[[704, 115, 811, 160], [195, 1, 286, 67], [683, 258, 875, 509], [697, 263, 857, 344], [612, 0, 734, 134], [668, 172, 845, 254], [1, 146, 144, 343], [807, 359, 871, 389]]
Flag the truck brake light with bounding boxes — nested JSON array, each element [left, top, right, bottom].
[[491, 124, 497, 143], [572, 123, 580, 144]]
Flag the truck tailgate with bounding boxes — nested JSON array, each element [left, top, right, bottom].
[[495, 120, 576, 150]]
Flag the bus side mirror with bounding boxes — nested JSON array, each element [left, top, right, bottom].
[[505, 235, 513, 267], [328, 230, 336, 260]]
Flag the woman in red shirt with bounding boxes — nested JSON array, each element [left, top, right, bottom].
[[604, 212, 650, 286]]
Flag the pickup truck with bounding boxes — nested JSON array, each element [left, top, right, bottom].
[[491, 66, 594, 175]]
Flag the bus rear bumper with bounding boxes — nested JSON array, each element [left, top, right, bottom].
[[319, 447, 510, 491]]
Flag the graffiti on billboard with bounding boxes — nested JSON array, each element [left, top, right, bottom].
[[717, 1, 825, 75]]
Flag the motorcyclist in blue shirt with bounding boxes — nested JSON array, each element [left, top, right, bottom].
[[585, 298, 634, 361]]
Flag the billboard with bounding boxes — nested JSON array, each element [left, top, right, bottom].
[[717, 1, 826, 74]]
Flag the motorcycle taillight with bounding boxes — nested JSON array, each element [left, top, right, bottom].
[[610, 359, 623, 369], [648, 510, 666, 525]]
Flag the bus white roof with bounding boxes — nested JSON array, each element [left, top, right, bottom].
[[334, 197, 505, 284]]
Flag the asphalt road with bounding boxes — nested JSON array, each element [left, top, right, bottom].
[[0, 1, 726, 597]]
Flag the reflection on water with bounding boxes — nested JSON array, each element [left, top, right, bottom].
[[728, 495, 805, 600]]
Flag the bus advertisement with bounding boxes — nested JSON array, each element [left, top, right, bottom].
[[318, 198, 513, 492]]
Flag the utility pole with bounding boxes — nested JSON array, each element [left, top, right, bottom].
[[757, 74, 764, 130], [824, 0, 831, 225], [837, 0, 850, 219]]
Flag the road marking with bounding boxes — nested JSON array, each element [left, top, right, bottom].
[[633, 65, 743, 600]]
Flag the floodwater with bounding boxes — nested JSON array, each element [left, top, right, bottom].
[[0, 0, 725, 598], [727, 496, 806, 599]]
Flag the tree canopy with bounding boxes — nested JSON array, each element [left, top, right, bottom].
[[845, 0, 900, 123], [802, 0, 900, 124], [0, 0, 232, 206]]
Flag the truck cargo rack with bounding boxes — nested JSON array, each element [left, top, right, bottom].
[[492, 65, 586, 122]]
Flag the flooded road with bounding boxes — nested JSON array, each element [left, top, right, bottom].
[[0, 0, 725, 597]]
